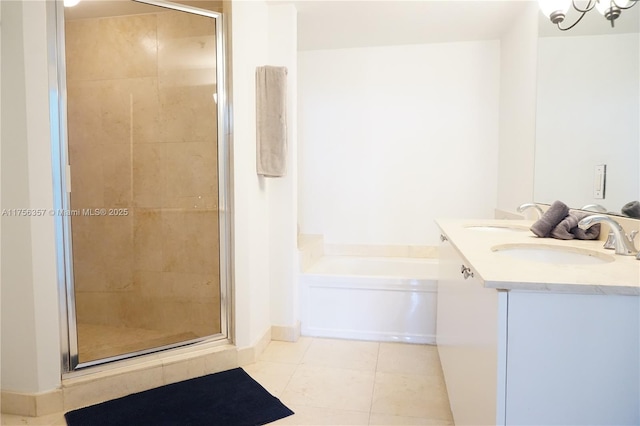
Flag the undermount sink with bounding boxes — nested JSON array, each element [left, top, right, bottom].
[[466, 225, 529, 233], [491, 243, 615, 265]]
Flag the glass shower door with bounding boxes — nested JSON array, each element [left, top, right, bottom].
[[59, 0, 228, 368]]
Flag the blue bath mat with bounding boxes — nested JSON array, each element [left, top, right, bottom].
[[64, 367, 294, 426]]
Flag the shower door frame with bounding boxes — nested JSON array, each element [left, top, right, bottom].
[[47, 0, 233, 372]]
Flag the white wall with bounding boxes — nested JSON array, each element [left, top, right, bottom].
[[497, 2, 539, 214], [266, 4, 298, 330], [231, 0, 299, 345], [298, 41, 501, 246], [0, 0, 3, 406], [1, 0, 61, 393], [229, 0, 272, 348], [534, 33, 639, 212]]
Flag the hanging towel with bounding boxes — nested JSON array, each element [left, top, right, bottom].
[[256, 65, 288, 177]]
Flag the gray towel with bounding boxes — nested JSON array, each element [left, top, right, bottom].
[[621, 201, 640, 219], [256, 65, 288, 177], [551, 212, 601, 240], [531, 200, 569, 237]]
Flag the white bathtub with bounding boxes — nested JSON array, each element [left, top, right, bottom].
[[300, 256, 438, 344]]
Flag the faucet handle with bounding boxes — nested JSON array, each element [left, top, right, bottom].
[[602, 227, 638, 251], [603, 231, 616, 250], [625, 230, 639, 253], [634, 230, 640, 259]]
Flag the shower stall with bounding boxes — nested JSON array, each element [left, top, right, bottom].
[[51, 0, 231, 371]]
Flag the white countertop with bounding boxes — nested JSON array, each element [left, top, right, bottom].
[[436, 219, 640, 296]]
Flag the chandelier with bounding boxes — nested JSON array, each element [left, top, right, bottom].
[[539, 0, 639, 30]]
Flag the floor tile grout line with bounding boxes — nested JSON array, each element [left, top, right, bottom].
[[299, 336, 314, 363], [367, 341, 381, 425], [277, 336, 314, 405]]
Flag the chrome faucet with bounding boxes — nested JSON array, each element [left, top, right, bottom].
[[517, 203, 543, 219], [581, 204, 607, 213], [578, 215, 638, 256]]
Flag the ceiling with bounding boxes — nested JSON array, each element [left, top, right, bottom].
[[292, 0, 640, 50], [292, 0, 532, 51], [64, 0, 640, 45]]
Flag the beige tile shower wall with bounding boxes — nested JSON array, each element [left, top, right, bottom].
[[66, 10, 220, 338]]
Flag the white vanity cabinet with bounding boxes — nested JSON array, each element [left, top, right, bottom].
[[436, 229, 640, 426], [436, 236, 508, 425], [503, 290, 639, 425]]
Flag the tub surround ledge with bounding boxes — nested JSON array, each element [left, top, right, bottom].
[[297, 234, 324, 271], [323, 243, 438, 259], [271, 321, 301, 343]]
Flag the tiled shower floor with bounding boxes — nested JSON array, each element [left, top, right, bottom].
[[77, 323, 199, 363]]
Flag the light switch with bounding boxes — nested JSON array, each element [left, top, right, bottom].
[[594, 164, 606, 199]]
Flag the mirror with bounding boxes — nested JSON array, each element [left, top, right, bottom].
[[534, 6, 640, 217]]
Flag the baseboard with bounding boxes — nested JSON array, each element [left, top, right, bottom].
[[1, 388, 64, 417], [237, 327, 272, 366], [271, 321, 301, 342], [302, 327, 436, 345]]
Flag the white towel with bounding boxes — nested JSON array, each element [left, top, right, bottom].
[[256, 65, 288, 177]]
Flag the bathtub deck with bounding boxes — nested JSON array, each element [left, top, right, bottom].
[[304, 256, 438, 278]]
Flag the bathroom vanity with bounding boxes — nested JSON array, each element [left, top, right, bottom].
[[435, 219, 640, 426]]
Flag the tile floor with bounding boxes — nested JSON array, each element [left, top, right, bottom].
[[1, 337, 454, 425]]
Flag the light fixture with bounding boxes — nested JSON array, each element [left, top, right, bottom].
[[64, 0, 81, 7], [539, 0, 638, 30]]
